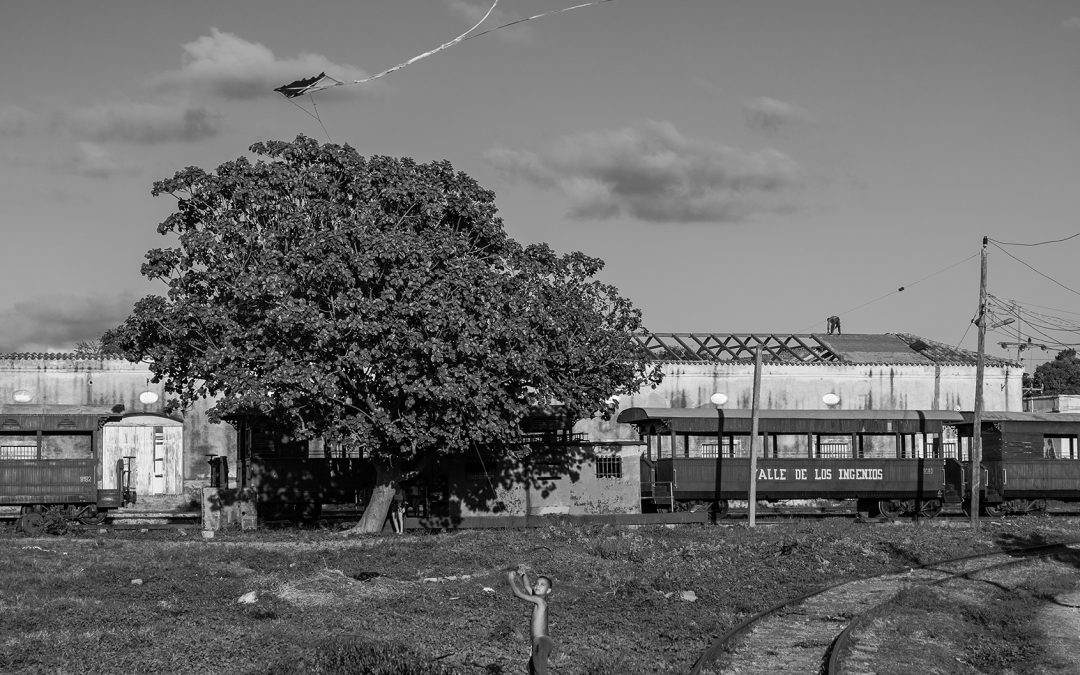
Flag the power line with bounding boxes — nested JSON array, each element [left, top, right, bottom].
[[989, 241, 1080, 298], [989, 232, 1080, 247], [798, 251, 980, 333]]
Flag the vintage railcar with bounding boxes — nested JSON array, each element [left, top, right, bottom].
[[1, 405, 134, 534], [618, 408, 1080, 518], [955, 412, 1080, 515]]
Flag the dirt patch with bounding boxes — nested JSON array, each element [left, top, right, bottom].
[[843, 557, 1080, 674]]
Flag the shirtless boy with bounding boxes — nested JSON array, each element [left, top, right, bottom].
[[508, 567, 554, 675]]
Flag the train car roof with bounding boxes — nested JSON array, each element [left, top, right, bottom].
[[616, 408, 967, 435], [0, 404, 124, 431], [956, 411, 1080, 433]]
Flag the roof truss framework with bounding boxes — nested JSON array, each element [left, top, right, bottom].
[[634, 333, 840, 363]]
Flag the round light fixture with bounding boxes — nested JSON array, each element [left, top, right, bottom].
[[13, 389, 32, 403], [139, 391, 159, 405], [822, 393, 841, 406], [710, 393, 728, 406]]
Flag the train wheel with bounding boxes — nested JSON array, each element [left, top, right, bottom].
[[19, 513, 45, 536], [983, 503, 1005, 517], [877, 500, 906, 519], [710, 500, 730, 518], [918, 499, 943, 519], [78, 505, 108, 526], [1028, 499, 1048, 514]]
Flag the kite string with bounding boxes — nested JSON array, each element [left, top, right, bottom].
[[461, 0, 617, 43], [297, 0, 616, 95], [310, 94, 332, 142], [341, 0, 501, 89]]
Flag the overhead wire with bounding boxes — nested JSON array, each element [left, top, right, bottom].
[[798, 250, 980, 334], [989, 233, 1080, 247], [988, 241, 1080, 298]]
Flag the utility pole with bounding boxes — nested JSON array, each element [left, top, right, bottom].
[[748, 346, 762, 528], [971, 236, 988, 527]]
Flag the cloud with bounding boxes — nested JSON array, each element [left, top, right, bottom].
[[152, 27, 371, 99], [445, 0, 536, 44], [1063, 17, 1080, 30], [0, 143, 137, 180], [69, 142, 138, 179], [485, 120, 805, 224], [0, 101, 220, 145], [0, 105, 35, 137], [0, 293, 138, 353], [61, 102, 220, 144], [742, 97, 811, 134]]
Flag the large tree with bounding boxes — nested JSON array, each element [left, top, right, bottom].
[[1032, 348, 1080, 396], [107, 136, 658, 533]]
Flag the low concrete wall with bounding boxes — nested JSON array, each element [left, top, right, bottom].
[[200, 487, 257, 531]]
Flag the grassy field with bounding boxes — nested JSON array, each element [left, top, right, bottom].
[[2, 517, 1080, 674]]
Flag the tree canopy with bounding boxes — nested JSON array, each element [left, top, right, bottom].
[[1032, 348, 1080, 396], [106, 135, 659, 531]]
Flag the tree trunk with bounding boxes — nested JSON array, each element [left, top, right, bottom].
[[349, 460, 400, 534]]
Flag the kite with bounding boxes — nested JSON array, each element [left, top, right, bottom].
[[276, 0, 618, 135], [274, 72, 343, 99]]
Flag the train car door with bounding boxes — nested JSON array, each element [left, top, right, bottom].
[[101, 416, 183, 495], [980, 426, 1005, 502]]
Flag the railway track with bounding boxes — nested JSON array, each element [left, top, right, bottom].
[[691, 541, 1080, 675]]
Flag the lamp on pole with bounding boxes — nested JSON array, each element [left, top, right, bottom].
[[748, 346, 763, 528]]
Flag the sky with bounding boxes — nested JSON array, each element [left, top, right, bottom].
[[1, 0, 1079, 372]]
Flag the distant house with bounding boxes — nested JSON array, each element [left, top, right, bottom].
[[584, 332, 1023, 442], [1024, 395, 1080, 414]]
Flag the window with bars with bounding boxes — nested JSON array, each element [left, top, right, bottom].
[[595, 454, 622, 478], [0, 445, 36, 460], [816, 441, 850, 459], [698, 439, 741, 458]]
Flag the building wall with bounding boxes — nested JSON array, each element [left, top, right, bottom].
[[1025, 395, 1080, 413], [451, 444, 643, 517], [0, 357, 236, 494], [582, 361, 1023, 441]]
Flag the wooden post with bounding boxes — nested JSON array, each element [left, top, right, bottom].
[[749, 347, 763, 528], [971, 236, 988, 527]]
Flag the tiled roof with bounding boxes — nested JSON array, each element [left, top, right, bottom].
[[814, 334, 933, 365], [890, 333, 1018, 367], [0, 352, 131, 361]]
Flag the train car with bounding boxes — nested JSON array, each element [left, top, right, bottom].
[[619, 408, 967, 517], [1, 404, 132, 534], [954, 412, 1080, 515]]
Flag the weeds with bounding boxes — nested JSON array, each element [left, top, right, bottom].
[[4, 517, 1080, 673]]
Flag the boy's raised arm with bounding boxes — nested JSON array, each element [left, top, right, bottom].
[[507, 570, 531, 600]]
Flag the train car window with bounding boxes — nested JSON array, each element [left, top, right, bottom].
[[859, 435, 898, 459], [0, 437, 37, 460], [816, 436, 850, 459], [41, 434, 92, 459], [699, 437, 751, 458], [1044, 436, 1079, 460], [774, 435, 809, 458]]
